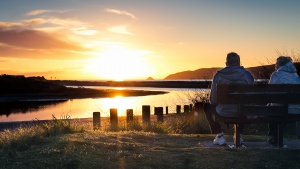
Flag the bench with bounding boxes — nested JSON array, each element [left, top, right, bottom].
[[213, 84, 300, 148]]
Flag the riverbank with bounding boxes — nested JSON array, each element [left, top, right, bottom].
[[0, 88, 168, 102], [52, 79, 212, 88]]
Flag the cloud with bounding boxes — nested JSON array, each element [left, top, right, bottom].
[[107, 25, 133, 35], [0, 26, 90, 60], [47, 17, 84, 27], [0, 18, 48, 30], [0, 28, 81, 50], [71, 27, 98, 35], [26, 9, 68, 16], [106, 8, 136, 19]]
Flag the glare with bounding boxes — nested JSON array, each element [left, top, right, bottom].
[[100, 96, 138, 116], [84, 45, 153, 81]]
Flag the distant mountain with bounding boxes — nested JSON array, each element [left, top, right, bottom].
[[164, 64, 281, 80], [164, 68, 221, 80], [146, 77, 154, 80]]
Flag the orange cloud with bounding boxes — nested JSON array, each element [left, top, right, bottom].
[[106, 8, 136, 19], [107, 25, 133, 35], [0, 28, 82, 50], [26, 9, 68, 16]]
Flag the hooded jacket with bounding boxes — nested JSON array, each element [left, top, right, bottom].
[[210, 66, 254, 117], [269, 62, 300, 114]]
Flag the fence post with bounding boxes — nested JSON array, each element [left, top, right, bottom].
[[156, 107, 163, 122], [93, 112, 100, 130], [176, 105, 181, 114], [184, 105, 189, 114], [142, 105, 151, 124], [110, 108, 118, 130], [127, 109, 133, 123], [166, 106, 168, 115]]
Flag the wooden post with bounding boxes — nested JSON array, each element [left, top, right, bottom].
[[155, 107, 163, 122], [176, 105, 181, 114], [166, 106, 168, 115], [110, 108, 118, 130], [154, 107, 157, 115], [93, 112, 100, 130], [142, 105, 151, 124], [126, 109, 133, 123], [184, 105, 189, 114]]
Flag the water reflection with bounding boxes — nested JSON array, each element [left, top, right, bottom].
[[0, 87, 209, 122], [0, 100, 67, 117]]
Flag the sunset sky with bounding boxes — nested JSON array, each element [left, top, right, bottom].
[[0, 0, 299, 80]]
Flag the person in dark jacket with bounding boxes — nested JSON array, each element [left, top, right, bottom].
[[203, 52, 254, 146]]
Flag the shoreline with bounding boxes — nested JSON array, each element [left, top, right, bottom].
[[0, 114, 177, 131], [0, 88, 168, 102]]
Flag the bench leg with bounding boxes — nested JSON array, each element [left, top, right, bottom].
[[277, 123, 284, 148], [297, 121, 300, 139], [234, 124, 242, 148]]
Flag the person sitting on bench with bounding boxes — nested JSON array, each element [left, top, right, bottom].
[[268, 56, 300, 145], [203, 52, 254, 146]]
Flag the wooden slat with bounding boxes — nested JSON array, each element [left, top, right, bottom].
[[240, 105, 288, 116], [217, 84, 300, 104], [218, 84, 300, 93]]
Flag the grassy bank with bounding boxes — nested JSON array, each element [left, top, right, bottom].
[[2, 131, 300, 169], [1, 114, 300, 169]]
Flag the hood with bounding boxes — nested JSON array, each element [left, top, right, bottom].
[[217, 66, 248, 82], [277, 62, 297, 73]]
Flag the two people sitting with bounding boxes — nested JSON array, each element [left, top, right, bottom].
[[203, 52, 300, 147]]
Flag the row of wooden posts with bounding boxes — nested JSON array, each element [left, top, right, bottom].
[[93, 103, 202, 130]]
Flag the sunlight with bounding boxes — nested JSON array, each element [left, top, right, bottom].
[[100, 96, 138, 116], [84, 45, 153, 80]]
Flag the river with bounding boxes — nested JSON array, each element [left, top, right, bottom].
[[0, 86, 209, 122]]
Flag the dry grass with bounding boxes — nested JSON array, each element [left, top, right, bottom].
[[1, 113, 300, 169]]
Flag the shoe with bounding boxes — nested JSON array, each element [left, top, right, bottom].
[[213, 135, 226, 145], [233, 134, 244, 145], [228, 144, 247, 149]]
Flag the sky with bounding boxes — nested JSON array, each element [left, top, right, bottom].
[[0, 0, 299, 81]]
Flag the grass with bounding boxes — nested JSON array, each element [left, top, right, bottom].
[[1, 113, 300, 169]]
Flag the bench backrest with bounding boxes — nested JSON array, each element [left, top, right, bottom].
[[217, 84, 300, 104]]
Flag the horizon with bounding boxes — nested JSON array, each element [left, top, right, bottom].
[[0, 1, 299, 81]]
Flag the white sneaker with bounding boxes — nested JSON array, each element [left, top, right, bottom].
[[213, 135, 226, 145]]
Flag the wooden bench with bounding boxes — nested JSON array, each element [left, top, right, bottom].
[[213, 84, 300, 148]]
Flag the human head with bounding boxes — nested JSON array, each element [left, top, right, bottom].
[[226, 52, 240, 66], [275, 56, 292, 70]]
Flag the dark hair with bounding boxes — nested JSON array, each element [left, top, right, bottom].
[[276, 56, 292, 68], [226, 52, 240, 66]]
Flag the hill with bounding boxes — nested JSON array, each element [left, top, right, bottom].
[[164, 63, 300, 80], [164, 64, 277, 80]]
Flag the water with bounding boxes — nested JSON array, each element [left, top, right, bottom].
[[0, 86, 209, 122]]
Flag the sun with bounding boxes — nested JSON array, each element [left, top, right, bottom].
[[84, 45, 153, 81]]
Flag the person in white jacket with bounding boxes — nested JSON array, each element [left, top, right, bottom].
[[268, 56, 300, 145], [203, 52, 254, 146]]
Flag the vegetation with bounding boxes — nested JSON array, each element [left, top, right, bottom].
[[1, 113, 300, 169], [0, 74, 66, 94]]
